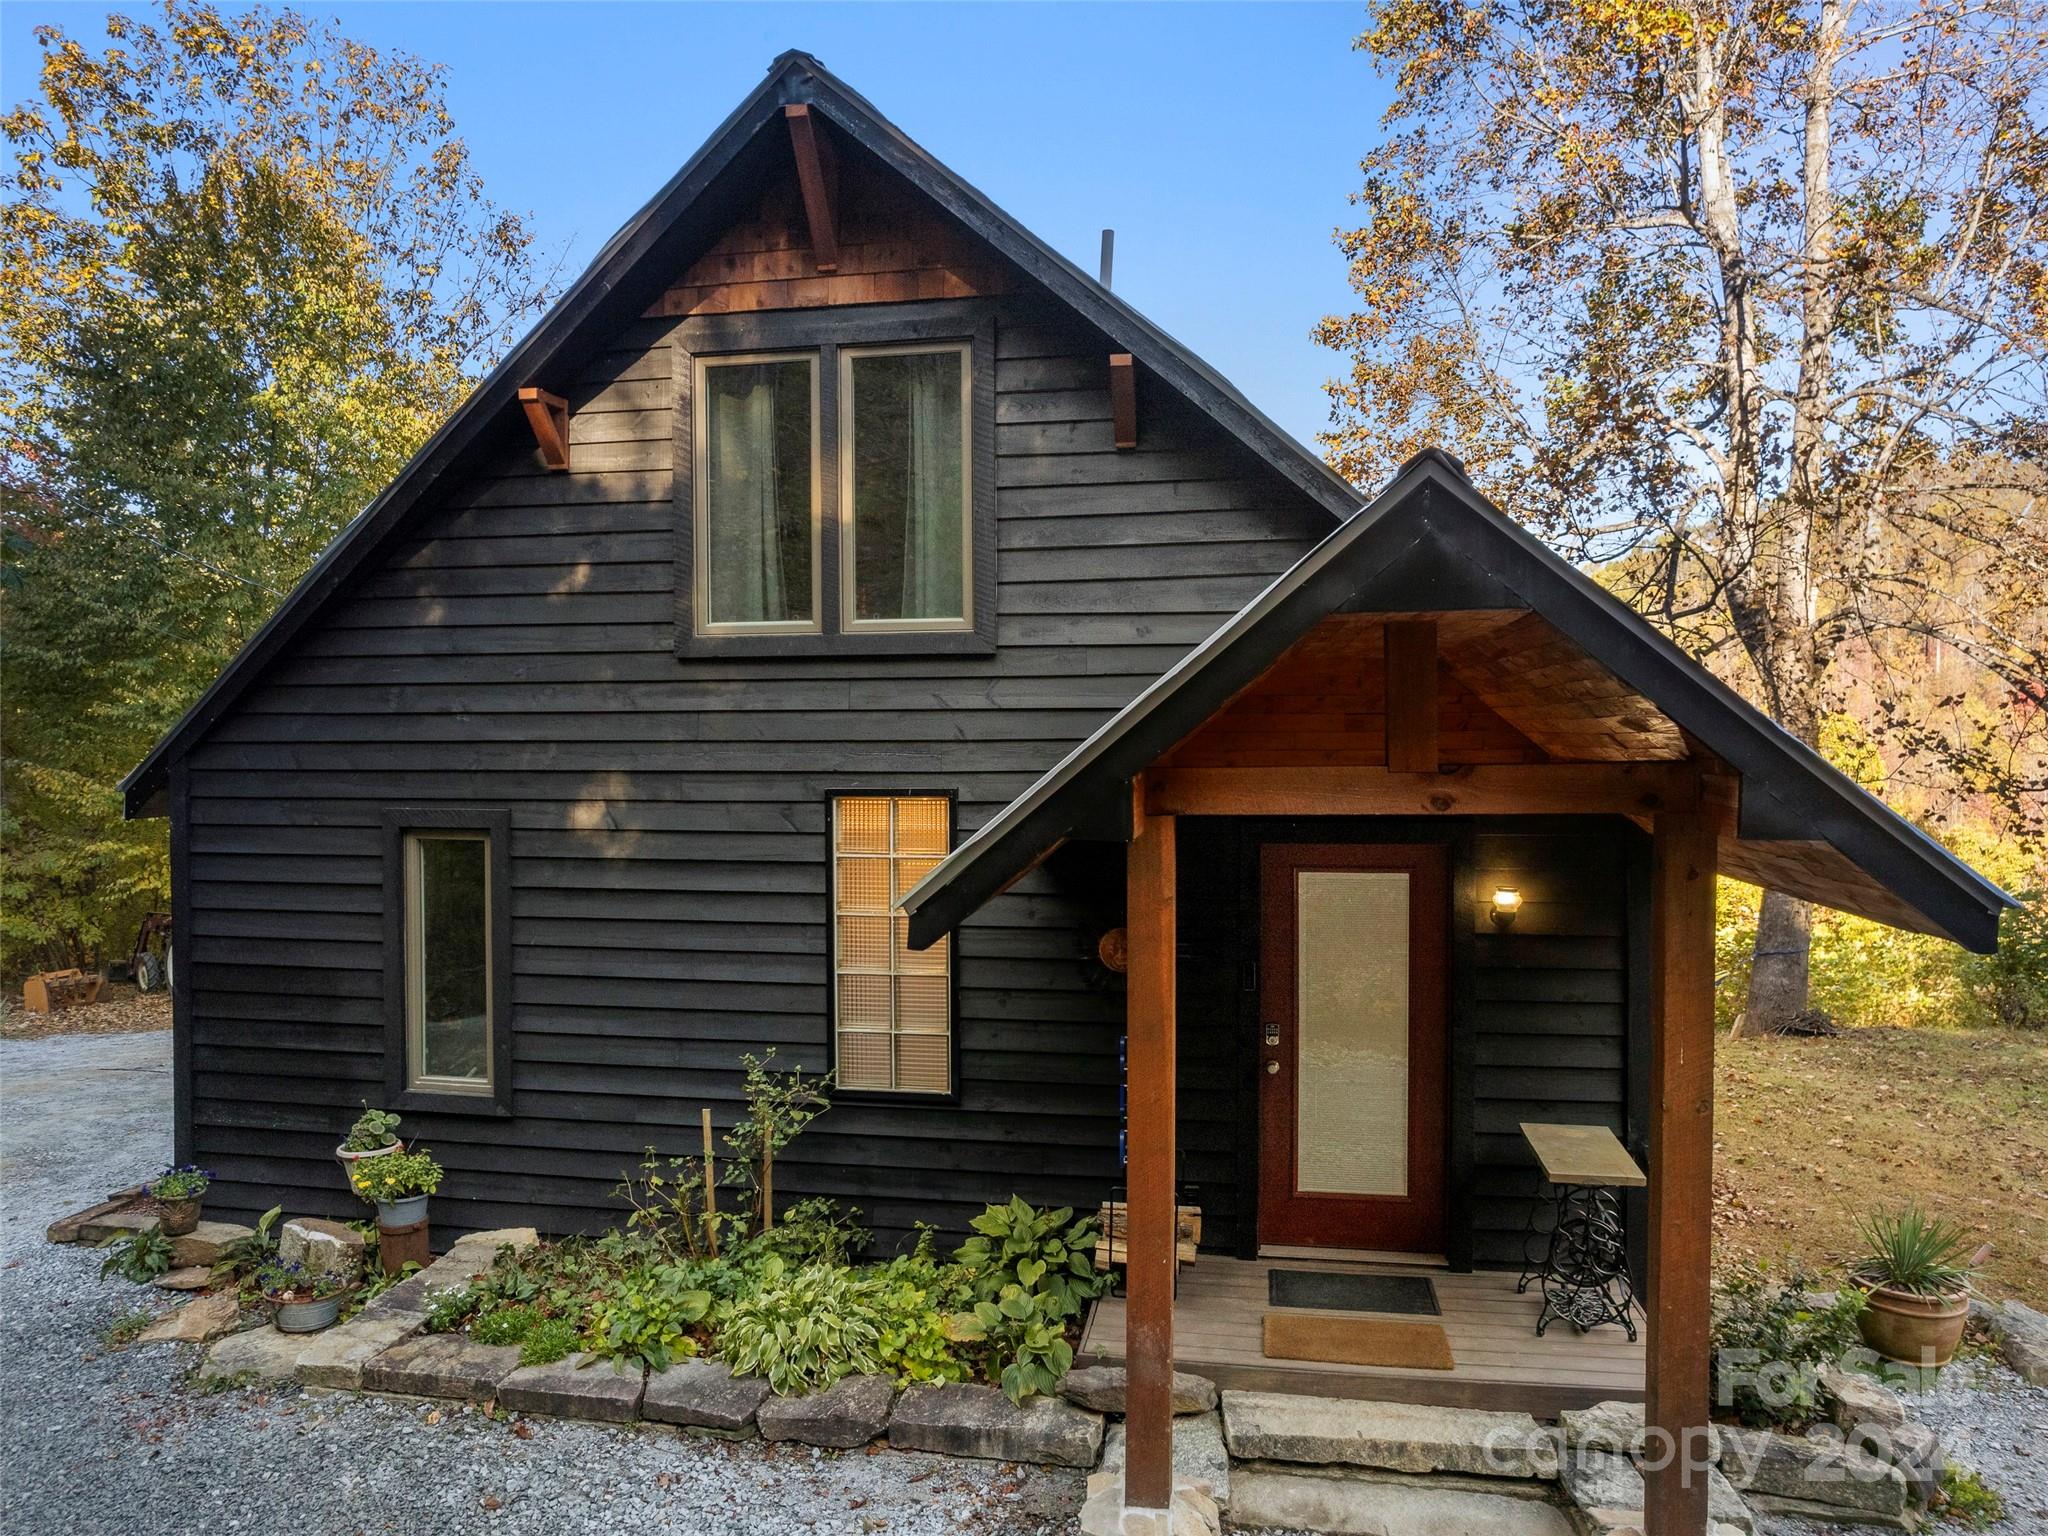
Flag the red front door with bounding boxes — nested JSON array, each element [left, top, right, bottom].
[[1257, 844, 1447, 1252]]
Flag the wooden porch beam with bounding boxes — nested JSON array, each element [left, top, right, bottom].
[[1644, 807, 1717, 1536], [1384, 619, 1440, 773], [784, 104, 841, 272], [1145, 763, 1703, 820], [1123, 778, 1177, 1511], [1110, 353, 1138, 450], [517, 387, 570, 472]]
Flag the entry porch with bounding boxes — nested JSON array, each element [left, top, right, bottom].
[[1079, 1254, 1646, 1418]]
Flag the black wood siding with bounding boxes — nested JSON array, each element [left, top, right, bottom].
[[1172, 818, 1645, 1269], [176, 290, 1329, 1246]]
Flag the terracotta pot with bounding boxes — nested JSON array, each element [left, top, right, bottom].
[[1855, 1282, 1970, 1367], [156, 1197, 201, 1237]]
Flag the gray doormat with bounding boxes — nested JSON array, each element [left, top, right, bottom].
[[1267, 1268, 1441, 1316]]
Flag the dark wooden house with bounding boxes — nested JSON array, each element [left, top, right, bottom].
[[126, 54, 2009, 1533]]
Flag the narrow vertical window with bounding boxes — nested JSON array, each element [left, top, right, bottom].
[[842, 345, 970, 628], [406, 831, 493, 1093], [696, 354, 818, 631], [834, 796, 952, 1093]]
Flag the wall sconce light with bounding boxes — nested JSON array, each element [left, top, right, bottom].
[[1490, 886, 1523, 930]]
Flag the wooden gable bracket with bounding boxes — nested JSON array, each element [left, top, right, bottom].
[[518, 387, 570, 472], [784, 104, 841, 273], [1110, 353, 1138, 450]]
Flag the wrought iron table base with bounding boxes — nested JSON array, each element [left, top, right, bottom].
[[1517, 1176, 1639, 1340]]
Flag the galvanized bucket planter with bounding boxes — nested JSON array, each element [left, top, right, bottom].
[[376, 1194, 430, 1228], [274, 1293, 344, 1333]]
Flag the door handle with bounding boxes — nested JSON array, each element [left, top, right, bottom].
[[1265, 1060, 1280, 1075]]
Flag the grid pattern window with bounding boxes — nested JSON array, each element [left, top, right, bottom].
[[404, 830, 494, 1095], [833, 796, 952, 1094]]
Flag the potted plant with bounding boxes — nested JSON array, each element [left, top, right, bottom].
[[148, 1165, 213, 1236], [348, 1147, 443, 1228], [1849, 1202, 1980, 1367], [335, 1105, 403, 1180], [258, 1258, 350, 1333]]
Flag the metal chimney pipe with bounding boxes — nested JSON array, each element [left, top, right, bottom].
[[1099, 229, 1115, 289]]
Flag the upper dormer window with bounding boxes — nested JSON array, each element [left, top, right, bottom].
[[674, 303, 995, 657], [695, 354, 820, 633], [844, 344, 970, 630]]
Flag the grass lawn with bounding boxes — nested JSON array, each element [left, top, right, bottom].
[[1715, 1025, 2048, 1311]]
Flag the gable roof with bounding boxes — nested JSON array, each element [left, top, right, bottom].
[[121, 50, 1360, 817], [899, 451, 2016, 955]]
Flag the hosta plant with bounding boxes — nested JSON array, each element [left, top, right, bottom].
[[587, 1264, 711, 1373], [954, 1197, 1107, 1321], [715, 1263, 888, 1394], [947, 1283, 1075, 1404]]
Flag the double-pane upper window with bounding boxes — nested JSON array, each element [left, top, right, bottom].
[[691, 341, 973, 638], [696, 355, 818, 631], [844, 345, 969, 628]]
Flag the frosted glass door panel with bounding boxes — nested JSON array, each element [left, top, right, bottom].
[[1295, 870, 1410, 1196]]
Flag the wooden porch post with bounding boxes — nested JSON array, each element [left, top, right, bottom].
[[1644, 808, 1717, 1536], [1124, 777, 1177, 1512]]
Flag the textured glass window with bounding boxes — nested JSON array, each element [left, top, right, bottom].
[[834, 796, 951, 1093], [407, 832, 492, 1092]]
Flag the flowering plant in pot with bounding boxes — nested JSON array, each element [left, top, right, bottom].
[[148, 1165, 213, 1236], [335, 1105, 403, 1181], [348, 1148, 443, 1228], [258, 1258, 351, 1333], [1849, 1202, 1981, 1368]]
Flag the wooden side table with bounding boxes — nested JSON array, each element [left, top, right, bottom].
[[1515, 1122, 1645, 1339]]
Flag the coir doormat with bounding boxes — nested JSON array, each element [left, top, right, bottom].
[[1261, 1311, 1457, 1371], [1266, 1268, 1441, 1316]]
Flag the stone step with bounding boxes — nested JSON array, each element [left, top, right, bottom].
[[1231, 1464, 1577, 1536], [1561, 1447, 1756, 1535], [887, 1383, 1103, 1468], [1220, 1389, 1562, 1479]]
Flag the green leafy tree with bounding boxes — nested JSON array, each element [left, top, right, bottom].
[[1319, 0, 2048, 1030], [1, 2, 555, 974]]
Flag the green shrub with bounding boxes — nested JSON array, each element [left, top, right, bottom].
[[98, 1225, 174, 1283], [715, 1262, 888, 1394], [946, 1283, 1075, 1404], [869, 1240, 972, 1386], [750, 1197, 868, 1269], [1710, 1261, 1867, 1428], [954, 1197, 1107, 1321], [471, 1304, 541, 1347], [587, 1264, 711, 1372], [519, 1317, 580, 1367]]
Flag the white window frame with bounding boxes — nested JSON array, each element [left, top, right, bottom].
[[837, 341, 975, 634], [831, 795, 954, 1096], [692, 350, 823, 637], [404, 828, 495, 1097]]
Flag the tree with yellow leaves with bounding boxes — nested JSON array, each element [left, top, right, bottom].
[[1319, 0, 2048, 1031]]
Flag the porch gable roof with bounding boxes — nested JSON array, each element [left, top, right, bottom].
[[899, 451, 2015, 954]]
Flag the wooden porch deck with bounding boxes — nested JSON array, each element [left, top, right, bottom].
[[1077, 1255, 1645, 1420]]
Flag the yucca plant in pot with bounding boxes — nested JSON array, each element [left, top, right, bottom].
[[259, 1258, 350, 1333], [335, 1105, 404, 1181], [1849, 1203, 1981, 1367], [147, 1164, 213, 1237]]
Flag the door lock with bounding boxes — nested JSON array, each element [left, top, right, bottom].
[[1265, 1060, 1280, 1075]]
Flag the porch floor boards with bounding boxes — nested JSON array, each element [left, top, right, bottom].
[[1077, 1255, 1645, 1419]]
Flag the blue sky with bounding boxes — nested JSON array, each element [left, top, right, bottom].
[[1, 1, 1389, 448]]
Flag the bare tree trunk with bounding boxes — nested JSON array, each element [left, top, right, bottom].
[[1734, 891, 1814, 1036]]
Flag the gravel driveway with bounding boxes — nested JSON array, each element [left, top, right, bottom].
[[0, 1029, 1083, 1536]]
